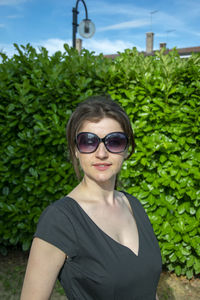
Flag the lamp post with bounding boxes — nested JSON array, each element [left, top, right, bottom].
[[72, 0, 95, 49]]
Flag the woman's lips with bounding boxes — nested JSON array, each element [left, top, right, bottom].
[[93, 163, 112, 171]]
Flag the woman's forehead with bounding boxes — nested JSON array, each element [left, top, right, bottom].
[[78, 117, 123, 134]]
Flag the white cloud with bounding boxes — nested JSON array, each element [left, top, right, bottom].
[[81, 38, 142, 54], [155, 31, 177, 39], [7, 15, 22, 19], [33, 38, 71, 55], [0, 43, 16, 57], [0, 39, 70, 58], [0, 0, 27, 5], [0, 40, 66, 59], [99, 19, 149, 32], [34, 38, 138, 56], [0, 38, 141, 58], [38, 38, 142, 55]]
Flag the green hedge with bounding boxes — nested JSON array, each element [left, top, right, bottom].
[[0, 44, 200, 278], [110, 49, 200, 279]]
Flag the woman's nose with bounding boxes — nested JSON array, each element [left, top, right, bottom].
[[95, 142, 109, 159]]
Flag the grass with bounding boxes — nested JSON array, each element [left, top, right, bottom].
[[0, 263, 66, 300], [0, 249, 66, 300]]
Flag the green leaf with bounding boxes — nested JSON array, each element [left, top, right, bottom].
[[186, 269, 193, 279], [175, 265, 181, 276], [22, 239, 31, 251], [159, 155, 167, 163], [183, 234, 190, 243], [189, 207, 196, 215], [29, 167, 38, 178], [2, 187, 9, 196], [170, 181, 177, 189], [187, 137, 196, 144], [186, 256, 195, 268], [174, 234, 182, 243], [196, 208, 200, 220], [194, 258, 200, 274], [169, 252, 177, 262], [180, 246, 191, 256], [138, 191, 149, 199]]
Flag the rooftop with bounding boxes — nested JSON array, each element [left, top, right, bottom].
[[104, 46, 200, 59]]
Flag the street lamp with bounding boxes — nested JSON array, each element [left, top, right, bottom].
[[72, 0, 95, 49]]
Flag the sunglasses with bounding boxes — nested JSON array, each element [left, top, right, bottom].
[[76, 132, 128, 154]]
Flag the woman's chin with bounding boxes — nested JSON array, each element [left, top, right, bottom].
[[93, 174, 116, 186]]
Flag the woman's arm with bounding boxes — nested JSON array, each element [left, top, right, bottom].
[[20, 237, 66, 300]]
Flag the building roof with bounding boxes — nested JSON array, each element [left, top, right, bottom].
[[104, 46, 200, 59]]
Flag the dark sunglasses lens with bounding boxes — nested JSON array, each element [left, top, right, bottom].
[[77, 133, 98, 153], [106, 133, 128, 153]]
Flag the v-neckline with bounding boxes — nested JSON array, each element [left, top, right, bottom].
[[66, 193, 140, 257]]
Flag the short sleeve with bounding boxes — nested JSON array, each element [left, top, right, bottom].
[[34, 203, 78, 257]]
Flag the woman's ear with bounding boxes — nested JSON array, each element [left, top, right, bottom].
[[75, 148, 79, 159]]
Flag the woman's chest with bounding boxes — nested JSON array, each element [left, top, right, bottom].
[[80, 202, 139, 255]]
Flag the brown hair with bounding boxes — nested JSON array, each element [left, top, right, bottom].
[[66, 95, 135, 180]]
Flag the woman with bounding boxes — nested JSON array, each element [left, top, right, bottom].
[[21, 95, 162, 300]]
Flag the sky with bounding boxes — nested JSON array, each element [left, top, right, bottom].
[[0, 0, 199, 57]]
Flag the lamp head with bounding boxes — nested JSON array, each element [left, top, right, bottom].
[[78, 19, 95, 38]]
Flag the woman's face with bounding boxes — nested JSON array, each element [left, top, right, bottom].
[[75, 117, 127, 186]]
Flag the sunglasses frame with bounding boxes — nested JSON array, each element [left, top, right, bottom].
[[75, 132, 129, 154]]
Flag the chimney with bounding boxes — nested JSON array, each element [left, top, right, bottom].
[[146, 32, 154, 54], [160, 42, 167, 50], [76, 38, 82, 53]]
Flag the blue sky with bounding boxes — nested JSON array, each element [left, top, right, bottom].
[[0, 0, 199, 57]]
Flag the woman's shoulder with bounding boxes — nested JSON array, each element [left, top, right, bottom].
[[120, 191, 148, 213], [41, 195, 76, 218], [120, 191, 140, 203], [35, 196, 79, 257]]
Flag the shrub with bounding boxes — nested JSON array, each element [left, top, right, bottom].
[[0, 44, 200, 278]]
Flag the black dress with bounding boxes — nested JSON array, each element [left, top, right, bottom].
[[34, 192, 162, 300]]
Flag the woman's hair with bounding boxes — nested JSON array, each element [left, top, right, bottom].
[[66, 95, 135, 180]]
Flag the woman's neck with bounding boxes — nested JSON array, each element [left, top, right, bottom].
[[76, 175, 117, 205]]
